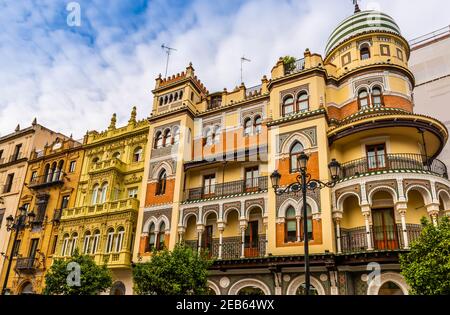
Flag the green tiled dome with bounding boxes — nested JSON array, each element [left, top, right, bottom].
[[325, 10, 401, 57]]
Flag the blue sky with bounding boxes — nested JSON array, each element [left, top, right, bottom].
[[0, 0, 449, 138]]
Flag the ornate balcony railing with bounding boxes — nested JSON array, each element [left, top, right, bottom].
[[15, 257, 39, 272], [340, 154, 448, 179], [61, 198, 139, 219], [186, 177, 268, 201], [89, 158, 126, 174], [28, 172, 64, 188], [340, 224, 423, 253]]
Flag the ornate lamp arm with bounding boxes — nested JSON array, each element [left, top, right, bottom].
[[274, 173, 338, 195]]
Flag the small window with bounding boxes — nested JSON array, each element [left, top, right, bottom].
[[358, 89, 370, 110], [159, 98, 163, 106], [156, 170, 167, 196], [83, 232, 91, 254], [91, 184, 100, 205], [245, 167, 259, 190], [69, 161, 76, 173], [30, 171, 38, 183], [127, 187, 138, 199], [285, 206, 297, 243], [290, 142, 304, 173], [341, 52, 351, 66], [282, 96, 295, 116], [360, 44, 371, 60], [4, 173, 14, 193], [203, 174, 216, 196], [244, 118, 252, 136], [380, 44, 391, 56], [155, 132, 163, 149], [115, 227, 125, 252], [70, 233, 78, 256], [254, 116, 262, 135], [158, 222, 166, 250], [148, 223, 156, 251], [397, 48, 404, 61], [106, 229, 114, 254], [92, 157, 100, 164], [100, 183, 108, 204], [173, 127, 180, 145], [163, 129, 172, 147], [12, 240, 21, 257], [61, 195, 70, 209], [297, 92, 309, 113], [372, 87, 383, 107], [112, 152, 121, 160], [301, 205, 313, 241], [133, 147, 143, 162], [92, 231, 100, 254], [51, 235, 58, 255]]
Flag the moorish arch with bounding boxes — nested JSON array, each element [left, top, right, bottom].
[[367, 185, 398, 206], [336, 191, 361, 212], [151, 161, 175, 181], [223, 207, 241, 224], [405, 184, 433, 206], [202, 209, 219, 225], [437, 189, 450, 210], [227, 278, 271, 295], [207, 280, 221, 295], [286, 275, 326, 295], [280, 133, 313, 154], [367, 272, 409, 295]]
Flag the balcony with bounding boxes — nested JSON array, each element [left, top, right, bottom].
[[89, 158, 126, 174], [340, 153, 448, 180], [61, 198, 139, 220], [186, 177, 268, 201], [185, 236, 267, 260], [339, 224, 422, 253], [15, 257, 39, 273], [0, 152, 25, 167], [284, 58, 305, 75], [28, 173, 64, 189]]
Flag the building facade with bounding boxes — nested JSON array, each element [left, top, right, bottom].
[[55, 107, 148, 295], [0, 137, 84, 294], [0, 120, 66, 289], [134, 6, 450, 295]]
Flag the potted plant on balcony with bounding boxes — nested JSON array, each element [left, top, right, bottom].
[[283, 56, 297, 74]]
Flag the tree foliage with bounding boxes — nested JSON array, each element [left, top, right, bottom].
[[283, 55, 297, 73], [43, 249, 112, 295], [133, 244, 212, 295], [400, 216, 450, 295]]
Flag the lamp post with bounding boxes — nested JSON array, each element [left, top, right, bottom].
[[270, 153, 341, 295], [1, 206, 35, 295]]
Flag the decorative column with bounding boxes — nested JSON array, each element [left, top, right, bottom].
[[217, 221, 225, 260], [296, 215, 301, 242], [395, 203, 409, 249], [197, 225, 205, 253], [240, 227, 246, 258], [263, 217, 269, 257], [426, 203, 440, 227], [177, 226, 185, 243], [332, 211, 343, 254], [361, 205, 373, 250]]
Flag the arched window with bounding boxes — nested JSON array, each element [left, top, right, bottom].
[[83, 231, 91, 254], [92, 230, 100, 254], [154, 131, 163, 149], [295, 283, 319, 295], [174, 92, 178, 101], [283, 96, 295, 116], [179, 91, 184, 99], [173, 127, 180, 145], [61, 234, 70, 256], [213, 125, 221, 143], [91, 184, 100, 205], [50, 162, 57, 182], [290, 142, 304, 173], [244, 118, 252, 136], [169, 94, 173, 103], [163, 129, 172, 147], [56, 160, 64, 180], [105, 228, 115, 253], [254, 116, 262, 135], [360, 44, 371, 60], [148, 223, 156, 251], [156, 170, 167, 196], [44, 164, 51, 182], [297, 92, 309, 113], [358, 89, 370, 110], [133, 147, 143, 162], [164, 96, 168, 105], [158, 222, 166, 249], [204, 128, 213, 146], [100, 182, 108, 204], [159, 98, 163, 106], [70, 233, 78, 256], [301, 204, 313, 241], [285, 206, 297, 243], [372, 87, 383, 107], [115, 227, 125, 252]]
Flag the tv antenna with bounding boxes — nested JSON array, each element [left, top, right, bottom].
[[161, 44, 177, 78], [240, 56, 251, 84]]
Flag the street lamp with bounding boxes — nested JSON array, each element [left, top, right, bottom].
[[1, 206, 35, 295], [270, 154, 341, 295]]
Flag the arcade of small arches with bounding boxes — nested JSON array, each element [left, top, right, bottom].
[[141, 215, 171, 251], [153, 126, 180, 149]]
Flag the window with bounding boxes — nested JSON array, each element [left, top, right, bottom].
[[62, 234, 69, 256], [282, 96, 295, 116], [372, 87, 383, 107], [380, 44, 391, 56], [4, 173, 14, 193], [173, 127, 180, 145], [297, 92, 309, 113], [154, 132, 163, 149], [203, 174, 216, 196], [61, 195, 70, 209], [358, 89, 370, 110], [106, 229, 114, 253], [290, 142, 304, 173], [0, 149, 3, 161], [397, 48, 404, 61], [163, 129, 172, 147], [100, 183, 108, 204], [115, 227, 125, 252], [30, 171, 37, 183], [366, 144, 386, 170], [12, 240, 21, 257], [285, 206, 297, 243], [13, 144, 22, 161], [148, 223, 156, 251], [156, 170, 167, 195], [159, 98, 163, 106], [245, 167, 259, 190], [29, 238, 39, 258], [158, 222, 166, 249], [112, 152, 121, 160], [133, 147, 143, 162], [92, 231, 100, 254], [341, 52, 351, 66], [91, 184, 99, 205], [301, 205, 313, 241], [70, 233, 78, 256], [127, 187, 138, 199], [83, 232, 91, 254], [254, 116, 262, 135], [69, 161, 76, 173], [243, 118, 252, 136], [360, 44, 371, 60], [51, 235, 58, 255]]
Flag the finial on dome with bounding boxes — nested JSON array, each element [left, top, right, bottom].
[[129, 106, 137, 124], [109, 113, 117, 130], [353, 0, 361, 13]]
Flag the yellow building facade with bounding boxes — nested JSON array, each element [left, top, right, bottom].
[[134, 6, 450, 295], [55, 107, 148, 295], [0, 137, 84, 294]]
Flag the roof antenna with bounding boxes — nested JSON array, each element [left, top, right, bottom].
[[240, 56, 251, 84], [161, 44, 177, 78], [353, 0, 361, 13]]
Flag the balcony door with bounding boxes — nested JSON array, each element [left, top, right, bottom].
[[29, 238, 39, 259], [372, 208, 399, 250], [202, 225, 213, 256], [366, 144, 386, 171], [245, 167, 259, 192], [202, 174, 216, 198], [244, 221, 259, 257]]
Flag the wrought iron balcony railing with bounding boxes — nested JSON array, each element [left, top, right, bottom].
[[28, 172, 64, 188], [15, 257, 39, 272], [340, 153, 448, 179], [186, 177, 268, 201]]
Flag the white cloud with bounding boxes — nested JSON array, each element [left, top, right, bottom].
[[0, 0, 449, 139]]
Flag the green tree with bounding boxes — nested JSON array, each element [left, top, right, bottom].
[[133, 244, 212, 295], [283, 55, 297, 73], [43, 249, 112, 295], [400, 216, 450, 295]]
